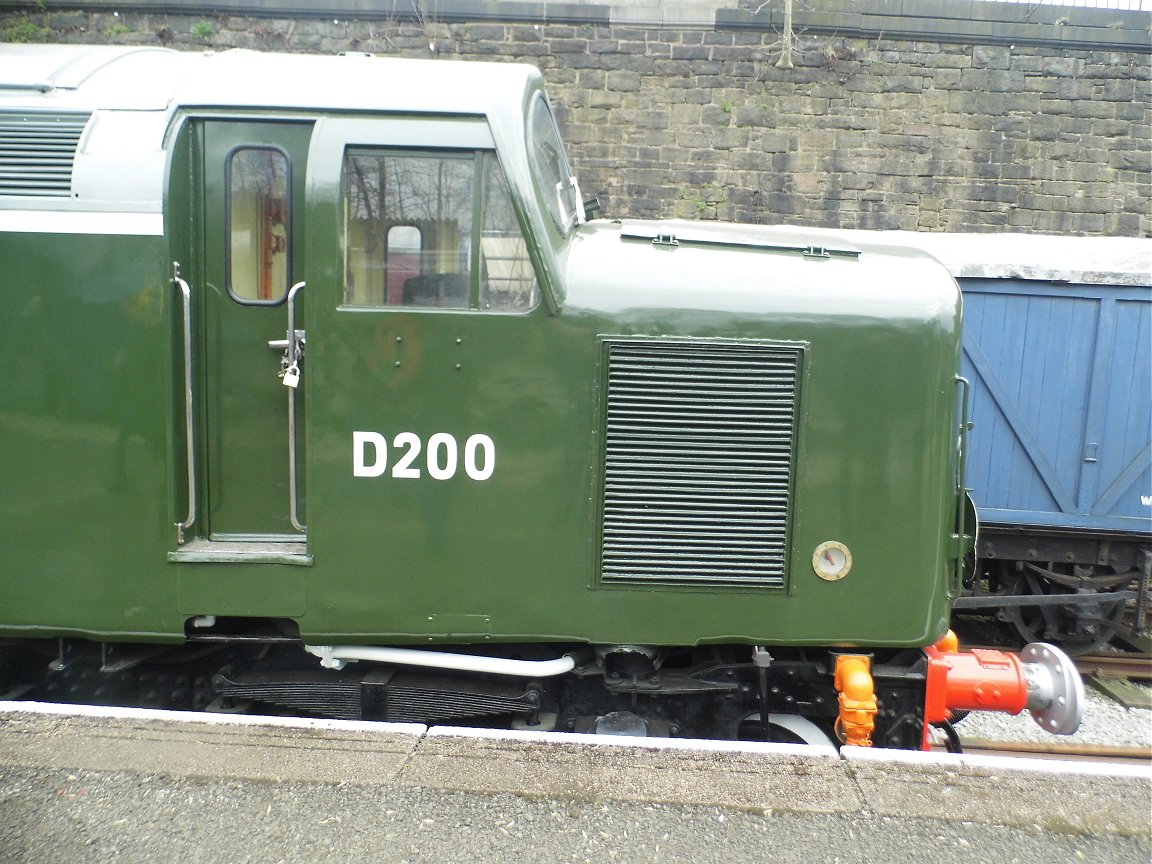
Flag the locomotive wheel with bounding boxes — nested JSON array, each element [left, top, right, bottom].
[[1004, 564, 1126, 655], [737, 713, 836, 747]]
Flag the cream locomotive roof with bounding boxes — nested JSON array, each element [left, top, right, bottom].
[[0, 44, 540, 114], [0, 45, 543, 213]]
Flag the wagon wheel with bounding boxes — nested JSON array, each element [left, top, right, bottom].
[[1004, 563, 1126, 655]]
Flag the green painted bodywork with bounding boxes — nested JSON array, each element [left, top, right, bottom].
[[0, 47, 962, 650]]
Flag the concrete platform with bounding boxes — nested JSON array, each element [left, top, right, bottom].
[[1, 702, 1148, 864]]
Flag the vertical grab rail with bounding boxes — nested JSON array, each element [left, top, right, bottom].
[[953, 375, 973, 596], [173, 266, 196, 544], [286, 281, 307, 533]]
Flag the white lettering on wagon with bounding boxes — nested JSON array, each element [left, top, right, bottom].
[[353, 431, 495, 481]]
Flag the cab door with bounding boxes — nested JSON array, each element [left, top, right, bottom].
[[176, 120, 312, 549]]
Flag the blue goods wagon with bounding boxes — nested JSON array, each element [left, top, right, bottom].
[[919, 235, 1151, 652]]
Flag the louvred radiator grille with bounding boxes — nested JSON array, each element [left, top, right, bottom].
[[0, 111, 90, 197], [600, 340, 802, 588]]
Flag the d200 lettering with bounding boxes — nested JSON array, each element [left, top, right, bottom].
[[353, 431, 495, 481]]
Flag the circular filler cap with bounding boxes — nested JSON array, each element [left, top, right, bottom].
[[812, 541, 852, 581]]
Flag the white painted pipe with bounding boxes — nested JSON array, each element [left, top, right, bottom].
[[305, 644, 577, 677]]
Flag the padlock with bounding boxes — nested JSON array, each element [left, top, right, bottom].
[[282, 363, 300, 388]]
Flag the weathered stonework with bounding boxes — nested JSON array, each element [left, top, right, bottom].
[[2, 2, 1149, 236]]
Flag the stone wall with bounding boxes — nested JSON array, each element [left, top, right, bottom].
[[3, 1, 1149, 235]]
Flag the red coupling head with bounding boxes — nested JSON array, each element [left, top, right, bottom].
[[924, 633, 1084, 738]]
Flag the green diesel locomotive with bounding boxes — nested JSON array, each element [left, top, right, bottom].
[[0, 45, 1081, 749]]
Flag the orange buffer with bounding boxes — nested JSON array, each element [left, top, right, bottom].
[[834, 654, 878, 747], [922, 632, 1084, 750]]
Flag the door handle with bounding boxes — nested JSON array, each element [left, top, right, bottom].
[[268, 330, 306, 351], [173, 264, 196, 545]]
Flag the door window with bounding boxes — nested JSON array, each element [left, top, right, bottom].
[[342, 149, 537, 312], [227, 146, 291, 304]]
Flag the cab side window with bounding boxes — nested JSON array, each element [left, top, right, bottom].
[[480, 155, 538, 311], [342, 148, 537, 311]]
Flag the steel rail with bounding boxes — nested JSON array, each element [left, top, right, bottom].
[[950, 737, 1152, 765], [1074, 652, 1152, 681]]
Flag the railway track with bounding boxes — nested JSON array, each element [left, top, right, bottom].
[[943, 738, 1152, 766], [1073, 650, 1152, 710], [1074, 651, 1152, 681]]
